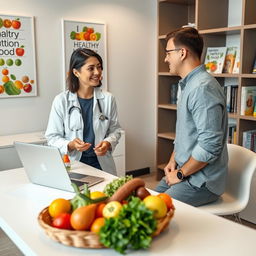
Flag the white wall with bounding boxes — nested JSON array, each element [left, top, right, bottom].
[[0, 0, 157, 172]]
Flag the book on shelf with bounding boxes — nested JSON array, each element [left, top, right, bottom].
[[232, 48, 240, 74], [240, 86, 256, 116], [252, 57, 256, 74], [223, 46, 238, 74], [224, 85, 238, 113], [170, 83, 178, 104], [204, 47, 227, 74], [227, 124, 236, 144], [242, 129, 256, 152]]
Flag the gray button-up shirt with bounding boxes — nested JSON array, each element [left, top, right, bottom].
[[174, 65, 228, 195]]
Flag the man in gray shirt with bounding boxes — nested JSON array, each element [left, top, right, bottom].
[[156, 27, 228, 207]]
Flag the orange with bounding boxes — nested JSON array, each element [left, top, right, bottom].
[[2, 69, 8, 75], [48, 198, 71, 218], [75, 33, 80, 40], [157, 193, 173, 210], [90, 33, 97, 41], [0, 85, 4, 94], [96, 203, 106, 218], [90, 191, 106, 200], [2, 76, 9, 83], [14, 80, 23, 89], [3, 19, 12, 28], [90, 217, 105, 233]]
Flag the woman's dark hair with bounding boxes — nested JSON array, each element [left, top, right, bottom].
[[166, 27, 204, 59], [66, 48, 103, 92]]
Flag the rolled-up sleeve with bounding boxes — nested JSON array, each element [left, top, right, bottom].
[[189, 85, 226, 163]]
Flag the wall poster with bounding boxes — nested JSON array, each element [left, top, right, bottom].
[[0, 14, 37, 98], [62, 19, 107, 90]]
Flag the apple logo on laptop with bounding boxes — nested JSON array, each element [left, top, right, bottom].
[[40, 163, 48, 172]]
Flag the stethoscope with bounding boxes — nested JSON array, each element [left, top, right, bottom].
[[68, 98, 108, 130]]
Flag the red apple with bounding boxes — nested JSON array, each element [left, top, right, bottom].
[[12, 19, 21, 29], [16, 46, 25, 56], [23, 84, 32, 93]]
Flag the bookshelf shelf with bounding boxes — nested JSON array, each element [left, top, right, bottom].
[[158, 132, 176, 140], [199, 26, 242, 35], [158, 72, 174, 76], [239, 115, 256, 121], [157, 0, 256, 180], [241, 74, 256, 78], [158, 104, 177, 110], [228, 113, 239, 119], [213, 74, 240, 78]]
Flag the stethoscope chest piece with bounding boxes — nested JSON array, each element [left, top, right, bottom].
[[99, 114, 107, 121]]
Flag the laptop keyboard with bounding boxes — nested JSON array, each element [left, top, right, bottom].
[[69, 172, 88, 179], [71, 179, 88, 187]]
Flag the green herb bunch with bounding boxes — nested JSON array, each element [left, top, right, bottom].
[[103, 175, 133, 197], [99, 196, 157, 254]]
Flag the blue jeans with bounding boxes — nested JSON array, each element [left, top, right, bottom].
[[155, 177, 219, 207], [80, 155, 102, 170]]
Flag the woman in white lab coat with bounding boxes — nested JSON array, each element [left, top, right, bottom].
[[45, 48, 121, 175]]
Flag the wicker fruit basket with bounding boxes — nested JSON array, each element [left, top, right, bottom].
[[38, 205, 175, 249]]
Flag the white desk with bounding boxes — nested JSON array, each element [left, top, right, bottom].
[[1, 164, 256, 256]]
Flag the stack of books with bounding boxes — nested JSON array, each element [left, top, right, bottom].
[[224, 85, 238, 113], [243, 129, 256, 152]]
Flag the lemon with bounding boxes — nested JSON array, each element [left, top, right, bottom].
[[143, 195, 167, 219]]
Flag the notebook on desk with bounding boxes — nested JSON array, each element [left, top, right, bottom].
[[14, 142, 104, 192]]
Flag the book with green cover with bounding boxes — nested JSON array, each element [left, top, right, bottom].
[[204, 47, 227, 74]]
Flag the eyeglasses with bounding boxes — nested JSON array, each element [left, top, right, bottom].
[[165, 48, 181, 54]]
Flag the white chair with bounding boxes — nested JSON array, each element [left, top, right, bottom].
[[198, 144, 256, 222]]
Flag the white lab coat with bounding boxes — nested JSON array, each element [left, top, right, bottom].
[[45, 88, 121, 175]]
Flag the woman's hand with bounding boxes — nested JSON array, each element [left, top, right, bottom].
[[94, 141, 111, 156], [68, 138, 91, 152]]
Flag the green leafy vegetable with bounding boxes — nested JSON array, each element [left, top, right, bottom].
[[70, 183, 108, 211], [99, 197, 157, 254], [103, 175, 133, 197]]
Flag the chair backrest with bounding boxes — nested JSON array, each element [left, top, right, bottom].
[[226, 144, 256, 206]]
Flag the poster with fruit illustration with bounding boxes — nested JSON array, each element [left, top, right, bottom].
[[204, 47, 227, 74], [62, 20, 107, 89], [0, 14, 37, 98]]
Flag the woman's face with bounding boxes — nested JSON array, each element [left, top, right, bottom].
[[74, 56, 102, 88]]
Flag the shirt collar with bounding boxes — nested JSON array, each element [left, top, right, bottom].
[[67, 87, 104, 102], [179, 64, 205, 89]]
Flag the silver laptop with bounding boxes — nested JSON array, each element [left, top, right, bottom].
[[14, 141, 104, 192]]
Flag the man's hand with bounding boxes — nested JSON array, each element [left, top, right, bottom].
[[94, 141, 111, 156], [68, 138, 91, 152], [165, 169, 181, 186], [164, 157, 179, 185]]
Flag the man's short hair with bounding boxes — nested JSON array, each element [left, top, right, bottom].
[[166, 27, 204, 59]]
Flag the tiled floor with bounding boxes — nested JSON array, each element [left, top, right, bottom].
[[1, 172, 255, 255]]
